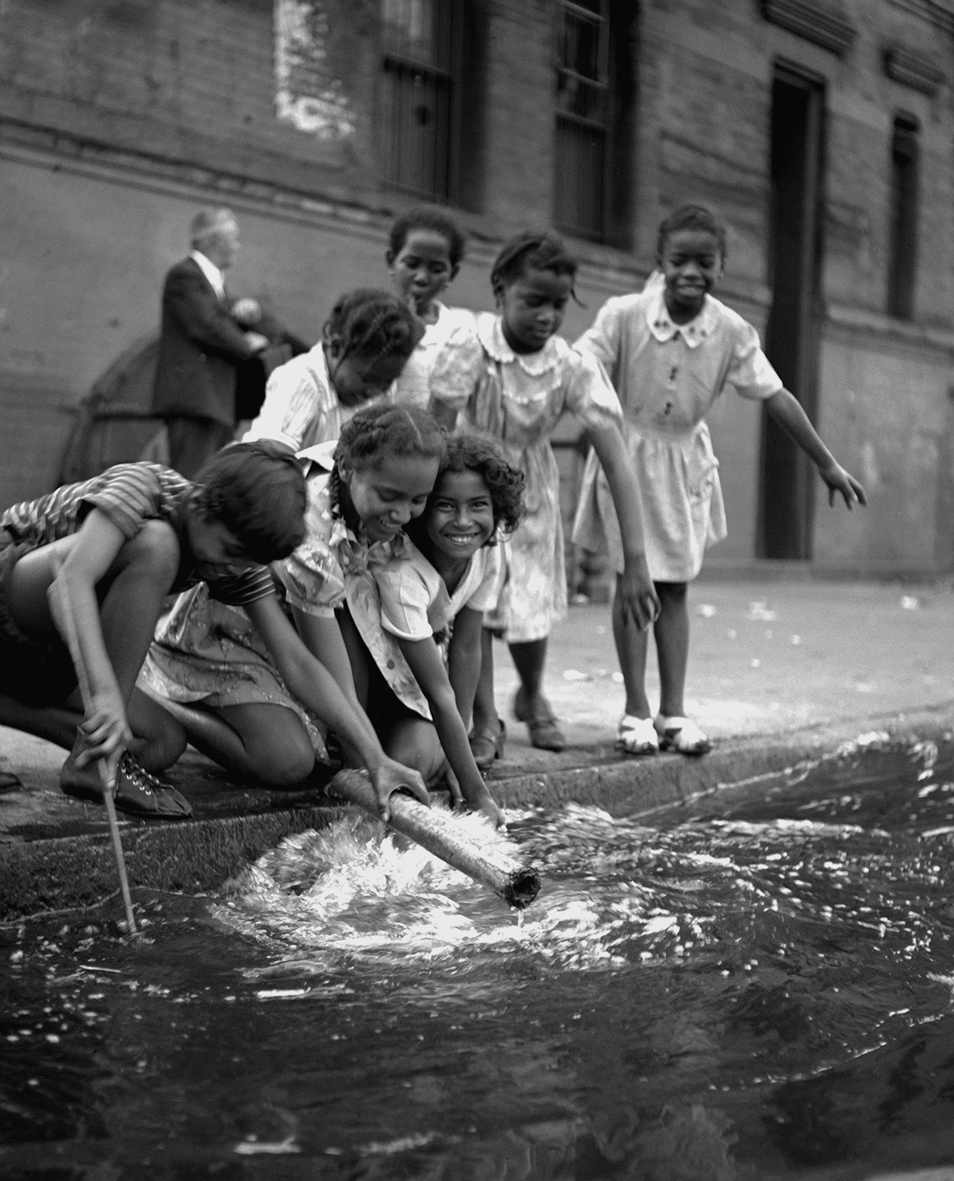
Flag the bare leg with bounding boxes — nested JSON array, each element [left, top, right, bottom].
[[612, 583, 653, 719], [471, 627, 501, 734], [654, 581, 689, 719], [386, 717, 447, 787], [509, 636, 564, 750], [161, 699, 318, 787]]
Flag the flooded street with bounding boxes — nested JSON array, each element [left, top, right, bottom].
[[2, 736, 953, 1179]]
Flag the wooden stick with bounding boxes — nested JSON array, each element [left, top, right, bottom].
[[57, 591, 139, 937], [328, 769, 541, 909]]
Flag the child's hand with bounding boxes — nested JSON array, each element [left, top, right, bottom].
[[73, 693, 131, 792], [819, 462, 867, 509], [368, 758, 431, 821], [459, 784, 506, 829], [618, 561, 660, 630]]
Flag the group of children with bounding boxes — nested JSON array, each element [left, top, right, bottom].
[[0, 202, 865, 824]]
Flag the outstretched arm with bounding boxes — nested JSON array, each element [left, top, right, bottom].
[[247, 595, 429, 819], [398, 632, 504, 827], [586, 421, 660, 629], [765, 389, 867, 508]]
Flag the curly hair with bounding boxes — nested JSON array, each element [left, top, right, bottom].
[[388, 206, 467, 268], [195, 440, 306, 563], [406, 433, 525, 550], [656, 203, 728, 260], [329, 403, 447, 512], [323, 288, 424, 369], [490, 230, 578, 298]]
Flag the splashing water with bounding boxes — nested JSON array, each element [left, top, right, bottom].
[[2, 737, 954, 1179]]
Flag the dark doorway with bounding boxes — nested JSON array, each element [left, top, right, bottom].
[[757, 65, 825, 559]]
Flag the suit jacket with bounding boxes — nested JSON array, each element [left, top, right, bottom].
[[151, 257, 257, 427]]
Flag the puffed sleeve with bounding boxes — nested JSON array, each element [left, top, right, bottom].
[[428, 316, 486, 415], [563, 347, 624, 431], [726, 319, 784, 401], [271, 474, 345, 616], [574, 297, 624, 376], [376, 562, 435, 640]]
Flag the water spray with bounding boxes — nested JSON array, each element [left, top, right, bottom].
[[327, 769, 541, 909]]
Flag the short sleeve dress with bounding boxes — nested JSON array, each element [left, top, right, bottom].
[[389, 303, 475, 409], [573, 289, 783, 582], [359, 540, 502, 720], [430, 311, 623, 642]]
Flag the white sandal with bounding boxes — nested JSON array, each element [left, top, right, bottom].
[[654, 714, 711, 755], [617, 715, 659, 755]]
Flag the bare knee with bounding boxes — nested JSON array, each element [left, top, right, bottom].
[[249, 724, 317, 787]]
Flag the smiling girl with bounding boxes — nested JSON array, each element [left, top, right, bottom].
[[343, 435, 524, 826], [428, 231, 658, 761], [574, 203, 866, 756]]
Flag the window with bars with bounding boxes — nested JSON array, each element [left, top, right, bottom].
[[886, 113, 920, 320], [554, 0, 611, 239], [380, 0, 458, 200]]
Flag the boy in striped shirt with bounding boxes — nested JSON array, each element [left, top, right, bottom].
[[0, 442, 428, 819]]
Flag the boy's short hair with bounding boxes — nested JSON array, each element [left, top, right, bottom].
[[194, 441, 306, 563]]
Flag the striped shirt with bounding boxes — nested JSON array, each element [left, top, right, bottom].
[[0, 463, 274, 606]]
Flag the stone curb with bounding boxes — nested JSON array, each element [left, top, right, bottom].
[[2, 706, 951, 923]]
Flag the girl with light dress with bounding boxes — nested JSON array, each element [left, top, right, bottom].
[[242, 288, 423, 452], [428, 231, 658, 761], [385, 205, 476, 408], [141, 405, 503, 824], [347, 433, 525, 829], [573, 203, 866, 756]]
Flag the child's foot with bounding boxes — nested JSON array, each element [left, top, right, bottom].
[[654, 715, 711, 756], [61, 751, 193, 819], [513, 689, 565, 752], [469, 719, 506, 769], [617, 715, 659, 756]]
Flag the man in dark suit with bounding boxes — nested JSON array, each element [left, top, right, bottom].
[[151, 207, 269, 477]]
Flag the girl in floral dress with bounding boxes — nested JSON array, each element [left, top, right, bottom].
[[429, 231, 658, 758]]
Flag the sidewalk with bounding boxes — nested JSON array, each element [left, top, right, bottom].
[[2, 578, 953, 919]]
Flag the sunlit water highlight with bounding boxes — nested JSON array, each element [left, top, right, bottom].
[[2, 735, 954, 1179]]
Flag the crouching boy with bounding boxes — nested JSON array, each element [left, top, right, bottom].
[[0, 442, 427, 819]]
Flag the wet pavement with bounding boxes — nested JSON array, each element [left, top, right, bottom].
[[2, 576, 953, 919]]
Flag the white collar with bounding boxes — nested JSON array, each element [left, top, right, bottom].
[[478, 313, 565, 376], [646, 288, 716, 348], [190, 250, 226, 300], [297, 439, 337, 473]]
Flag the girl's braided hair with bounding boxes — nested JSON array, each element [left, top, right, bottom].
[[406, 432, 526, 549], [330, 403, 447, 513], [656, 203, 728, 259], [490, 230, 579, 298], [323, 288, 424, 370], [389, 206, 467, 268]]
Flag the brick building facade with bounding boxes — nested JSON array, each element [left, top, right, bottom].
[[1, 0, 953, 574]]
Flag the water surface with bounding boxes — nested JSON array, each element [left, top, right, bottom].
[[2, 735, 953, 1179]]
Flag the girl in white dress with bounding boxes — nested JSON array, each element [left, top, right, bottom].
[[574, 204, 866, 755], [243, 289, 423, 451], [429, 232, 658, 755], [385, 206, 475, 408]]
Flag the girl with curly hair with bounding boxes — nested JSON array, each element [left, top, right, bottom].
[[346, 435, 525, 815]]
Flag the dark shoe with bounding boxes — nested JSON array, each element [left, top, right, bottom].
[[513, 689, 565, 752], [62, 752, 193, 820], [469, 720, 506, 770]]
